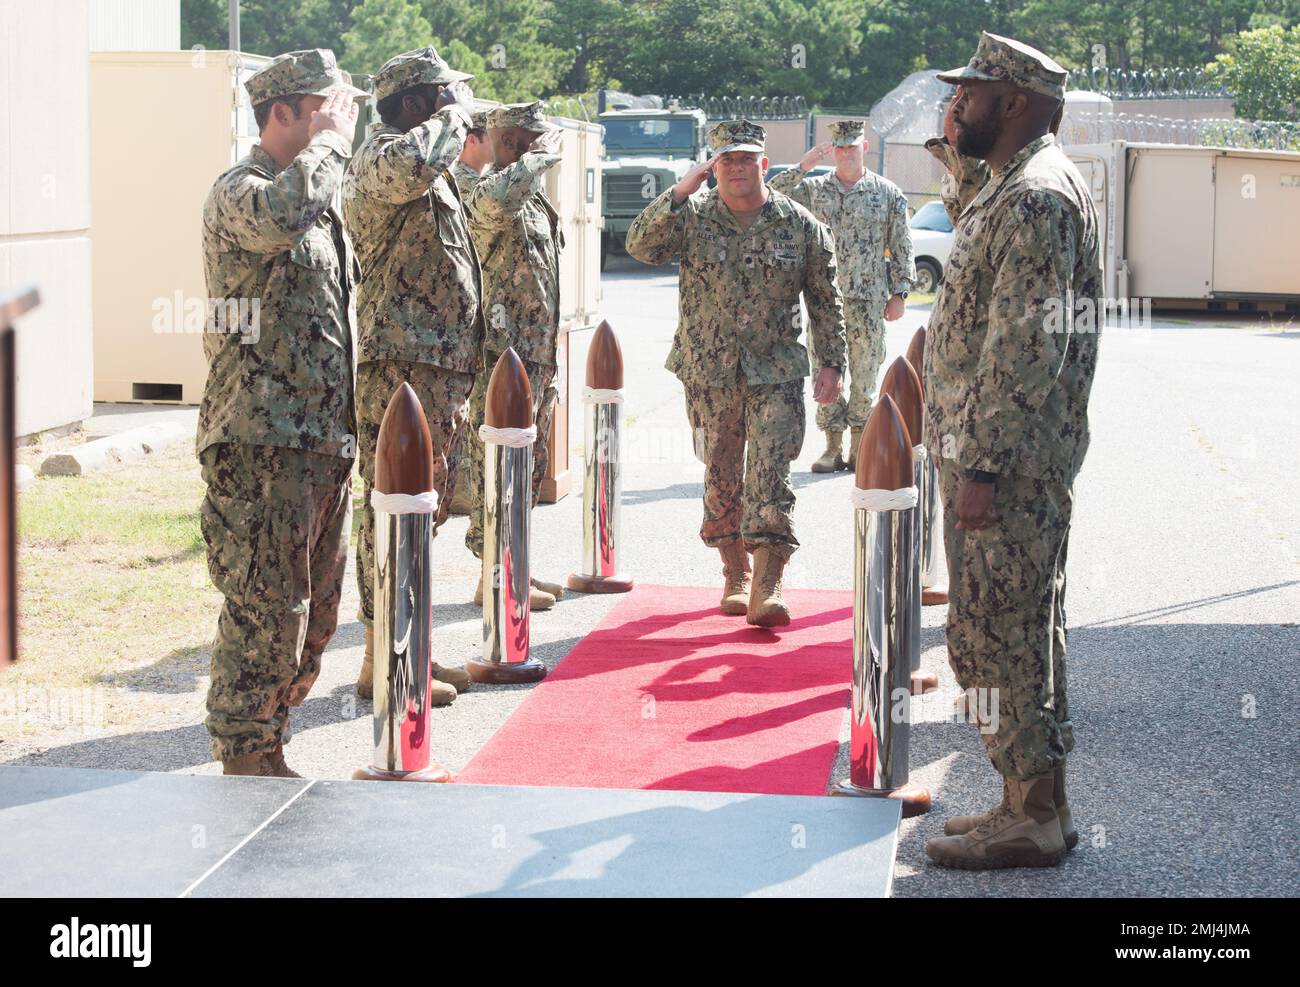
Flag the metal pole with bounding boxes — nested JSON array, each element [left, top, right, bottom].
[[227, 0, 239, 52], [354, 382, 451, 783], [568, 320, 632, 594], [831, 395, 930, 817], [469, 349, 547, 684]]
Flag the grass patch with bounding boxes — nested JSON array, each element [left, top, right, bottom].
[[10, 445, 366, 702]]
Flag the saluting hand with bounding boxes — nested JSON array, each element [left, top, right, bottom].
[[671, 156, 716, 203], [309, 88, 360, 143], [528, 129, 564, 156], [435, 80, 476, 116], [799, 141, 834, 172], [943, 91, 960, 146]]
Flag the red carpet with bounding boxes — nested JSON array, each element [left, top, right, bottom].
[[455, 585, 853, 796]]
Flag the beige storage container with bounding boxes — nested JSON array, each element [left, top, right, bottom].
[[540, 117, 603, 502], [90, 49, 268, 404], [1066, 141, 1300, 308]]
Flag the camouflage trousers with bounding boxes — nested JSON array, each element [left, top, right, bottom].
[[355, 360, 475, 625], [814, 297, 886, 433], [938, 456, 1075, 780], [464, 351, 557, 558], [683, 377, 805, 560], [200, 442, 353, 761]]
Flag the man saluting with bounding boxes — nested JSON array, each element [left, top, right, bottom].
[[626, 120, 847, 627]]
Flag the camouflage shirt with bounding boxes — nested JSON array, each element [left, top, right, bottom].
[[451, 159, 483, 198], [924, 134, 1100, 485], [466, 151, 565, 367], [625, 186, 847, 386], [198, 131, 358, 459], [343, 110, 485, 373], [768, 167, 916, 309]]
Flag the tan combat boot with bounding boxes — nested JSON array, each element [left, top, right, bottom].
[[447, 484, 472, 516], [926, 773, 1066, 869], [1054, 762, 1078, 850], [718, 542, 751, 616], [946, 767, 1077, 851], [222, 752, 276, 777], [432, 662, 472, 694], [811, 431, 845, 473], [747, 546, 791, 627], [475, 574, 555, 611], [846, 427, 864, 471], [266, 743, 302, 779], [356, 625, 375, 700], [943, 777, 1010, 836], [531, 575, 566, 601]]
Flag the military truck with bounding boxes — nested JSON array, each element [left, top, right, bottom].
[[599, 105, 709, 269]]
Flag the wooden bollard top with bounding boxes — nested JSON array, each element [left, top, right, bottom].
[[905, 327, 926, 398], [485, 348, 533, 429], [880, 355, 924, 452], [856, 393, 914, 491], [586, 319, 624, 389], [375, 382, 437, 495]]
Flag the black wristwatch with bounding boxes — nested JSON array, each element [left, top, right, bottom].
[[965, 468, 997, 484]]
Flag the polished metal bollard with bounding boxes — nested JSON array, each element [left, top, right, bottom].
[[906, 327, 949, 606], [830, 394, 931, 817], [881, 355, 936, 696], [354, 383, 451, 783], [568, 320, 633, 594], [468, 348, 548, 684]]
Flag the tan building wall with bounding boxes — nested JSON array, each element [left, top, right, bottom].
[[0, 0, 94, 438]]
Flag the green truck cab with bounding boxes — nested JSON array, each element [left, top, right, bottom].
[[599, 106, 709, 269]]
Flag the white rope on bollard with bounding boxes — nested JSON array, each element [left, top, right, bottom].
[[851, 485, 919, 512], [583, 386, 624, 405], [479, 423, 538, 447], [370, 490, 440, 514]]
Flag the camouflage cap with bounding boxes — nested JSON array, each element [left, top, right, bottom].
[[708, 119, 765, 155], [487, 100, 559, 132], [469, 110, 489, 130], [372, 45, 473, 103], [937, 32, 1067, 100], [829, 120, 866, 146], [245, 48, 366, 106]]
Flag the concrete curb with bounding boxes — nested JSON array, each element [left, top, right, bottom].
[[38, 423, 190, 477]]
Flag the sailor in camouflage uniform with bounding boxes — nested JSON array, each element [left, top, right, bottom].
[[917, 34, 1101, 869], [451, 110, 492, 198], [769, 119, 915, 473], [197, 50, 365, 777], [626, 120, 846, 627], [463, 101, 567, 610], [343, 46, 483, 705]]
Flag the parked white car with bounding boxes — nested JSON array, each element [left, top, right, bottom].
[[908, 200, 954, 295]]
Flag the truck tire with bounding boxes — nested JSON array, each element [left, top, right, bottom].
[[914, 258, 941, 295]]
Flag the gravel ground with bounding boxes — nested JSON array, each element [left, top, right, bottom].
[[8, 255, 1298, 896]]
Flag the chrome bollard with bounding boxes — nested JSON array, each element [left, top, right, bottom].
[[881, 355, 935, 695], [468, 349, 548, 685], [568, 320, 633, 594], [830, 394, 931, 818], [354, 383, 451, 783], [906, 326, 948, 606]]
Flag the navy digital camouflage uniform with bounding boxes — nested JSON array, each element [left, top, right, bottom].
[[769, 120, 915, 433], [925, 36, 1100, 780], [197, 49, 365, 761], [463, 101, 565, 558], [342, 47, 484, 627], [625, 120, 847, 559]]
